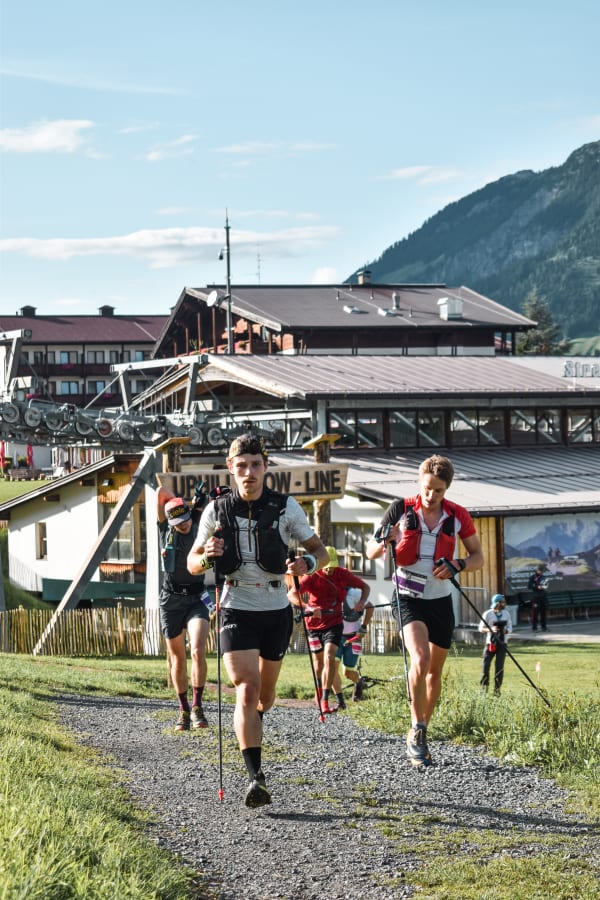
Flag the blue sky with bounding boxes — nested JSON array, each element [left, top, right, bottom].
[[1, 0, 598, 317]]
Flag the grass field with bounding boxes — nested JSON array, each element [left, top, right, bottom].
[[1, 645, 598, 898]]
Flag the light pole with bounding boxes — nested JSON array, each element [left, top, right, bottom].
[[220, 213, 234, 354]]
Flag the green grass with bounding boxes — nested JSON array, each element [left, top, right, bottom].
[[0, 687, 209, 899], [1, 644, 599, 898]]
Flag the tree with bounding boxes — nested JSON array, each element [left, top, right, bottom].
[[516, 289, 570, 355]]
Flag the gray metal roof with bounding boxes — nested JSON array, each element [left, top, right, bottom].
[[0, 314, 168, 344], [197, 354, 600, 401], [272, 446, 600, 516], [187, 283, 535, 332]]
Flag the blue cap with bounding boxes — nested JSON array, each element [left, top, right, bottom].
[[491, 593, 505, 606]]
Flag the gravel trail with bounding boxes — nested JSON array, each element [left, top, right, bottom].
[[57, 693, 599, 899]]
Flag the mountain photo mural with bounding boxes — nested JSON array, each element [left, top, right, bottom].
[[503, 511, 600, 594]]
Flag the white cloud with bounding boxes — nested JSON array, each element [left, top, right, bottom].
[[1, 225, 341, 268], [145, 134, 197, 162], [215, 140, 336, 156], [0, 119, 94, 153], [310, 266, 339, 283], [119, 122, 161, 134], [0, 64, 181, 96], [378, 165, 461, 185], [156, 206, 194, 216]]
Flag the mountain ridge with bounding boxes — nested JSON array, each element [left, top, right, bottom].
[[349, 141, 600, 339]]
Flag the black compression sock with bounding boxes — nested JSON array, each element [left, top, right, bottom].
[[242, 746, 262, 780]]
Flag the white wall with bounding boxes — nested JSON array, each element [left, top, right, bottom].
[[8, 483, 101, 592]]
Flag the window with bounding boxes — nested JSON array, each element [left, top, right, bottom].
[[357, 414, 383, 448], [59, 351, 79, 365], [451, 409, 478, 446], [331, 524, 375, 578], [59, 381, 80, 395], [36, 522, 47, 559], [389, 410, 417, 448], [101, 505, 134, 561], [33, 351, 45, 366], [477, 410, 506, 446], [568, 409, 593, 443], [450, 409, 506, 446], [109, 350, 120, 364], [327, 411, 358, 448], [87, 380, 106, 395], [86, 350, 105, 363], [510, 408, 561, 445], [417, 410, 444, 447], [134, 350, 149, 361]]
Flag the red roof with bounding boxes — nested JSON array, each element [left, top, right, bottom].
[[0, 313, 169, 344]]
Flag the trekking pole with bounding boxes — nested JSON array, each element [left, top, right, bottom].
[[288, 548, 326, 723], [389, 539, 411, 703], [436, 558, 552, 708], [214, 578, 225, 801]]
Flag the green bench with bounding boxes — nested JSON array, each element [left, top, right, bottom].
[[42, 577, 145, 606], [572, 588, 600, 619], [545, 589, 600, 620]]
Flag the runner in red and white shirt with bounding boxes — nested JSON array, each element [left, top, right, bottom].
[[367, 454, 484, 768]]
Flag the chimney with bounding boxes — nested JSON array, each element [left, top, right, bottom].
[[99, 305, 115, 317], [392, 291, 401, 311], [357, 269, 372, 286], [19, 305, 37, 317], [437, 296, 463, 320]]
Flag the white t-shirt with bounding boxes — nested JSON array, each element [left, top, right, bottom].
[[343, 587, 370, 636], [196, 495, 315, 611], [478, 607, 512, 641]]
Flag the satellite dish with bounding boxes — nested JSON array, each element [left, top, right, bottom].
[[206, 290, 219, 308]]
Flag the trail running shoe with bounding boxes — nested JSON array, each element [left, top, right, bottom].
[[191, 705, 208, 729], [406, 724, 432, 768], [352, 676, 365, 701], [244, 771, 272, 809], [175, 710, 191, 732], [336, 695, 347, 710], [321, 699, 336, 715]]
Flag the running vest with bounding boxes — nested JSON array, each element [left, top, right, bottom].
[[394, 496, 457, 566], [213, 488, 289, 575], [160, 512, 205, 589]]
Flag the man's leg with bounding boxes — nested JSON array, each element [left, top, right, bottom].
[[258, 656, 284, 714], [223, 648, 262, 749], [494, 644, 507, 694], [223, 648, 271, 808], [310, 644, 325, 708], [401, 620, 435, 767], [187, 616, 209, 727], [480, 649, 491, 690], [165, 632, 190, 730], [321, 640, 340, 712], [402, 620, 430, 724], [424, 643, 449, 724]]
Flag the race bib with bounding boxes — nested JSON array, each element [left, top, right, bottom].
[[394, 569, 427, 599]]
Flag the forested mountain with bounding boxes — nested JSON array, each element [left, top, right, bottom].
[[349, 141, 600, 339]]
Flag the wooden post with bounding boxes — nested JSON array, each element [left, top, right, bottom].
[[301, 433, 340, 546]]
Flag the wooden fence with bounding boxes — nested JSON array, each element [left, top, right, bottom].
[[0, 606, 402, 657]]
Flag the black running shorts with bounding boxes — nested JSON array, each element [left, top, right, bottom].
[[159, 594, 210, 640], [307, 624, 344, 653], [395, 594, 455, 650], [219, 606, 294, 661]]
